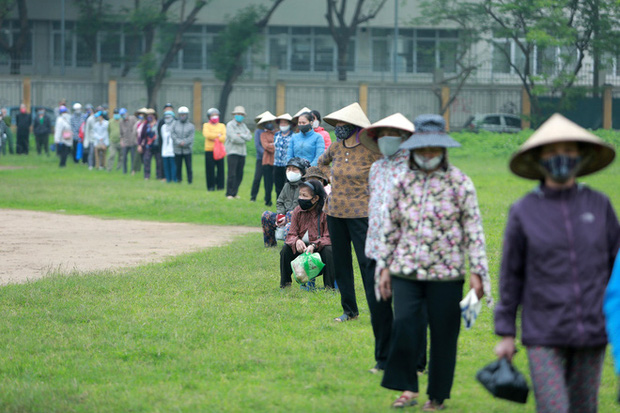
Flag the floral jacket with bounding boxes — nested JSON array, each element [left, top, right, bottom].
[[378, 164, 492, 303]]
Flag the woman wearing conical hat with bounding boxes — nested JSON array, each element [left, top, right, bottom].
[[494, 114, 620, 413]]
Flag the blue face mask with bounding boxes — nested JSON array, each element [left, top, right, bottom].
[[113, 114, 120, 120], [235, 114, 245, 123]]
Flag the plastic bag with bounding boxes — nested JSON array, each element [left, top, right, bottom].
[[460, 288, 482, 329], [76, 141, 83, 160], [291, 251, 325, 284], [213, 138, 226, 161], [476, 358, 529, 404]]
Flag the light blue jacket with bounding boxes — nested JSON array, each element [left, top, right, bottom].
[[286, 129, 324, 166], [604, 252, 620, 375]]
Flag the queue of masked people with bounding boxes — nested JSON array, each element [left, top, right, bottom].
[[252, 101, 620, 411]]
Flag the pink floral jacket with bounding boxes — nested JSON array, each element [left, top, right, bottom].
[[378, 164, 492, 302]]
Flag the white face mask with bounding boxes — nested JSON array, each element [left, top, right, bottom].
[[279, 125, 290, 133], [312, 120, 319, 129], [377, 136, 402, 157], [414, 152, 443, 171], [286, 171, 302, 183]]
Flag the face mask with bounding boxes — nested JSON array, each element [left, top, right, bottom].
[[264, 123, 274, 131], [103, 111, 108, 116], [147, 115, 154, 122], [20, 108, 26, 114], [121, 114, 127, 119], [335, 124, 357, 141], [164, 116, 173, 124], [279, 125, 290, 133], [298, 124, 312, 134], [179, 114, 188, 122], [286, 171, 302, 183], [298, 198, 316, 211], [209, 116, 219, 124], [75, 109, 82, 115], [38, 111, 45, 116], [113, 114, 120, 120], [234, 114, 244, 123], [540, 155, 581, 183], [312, 120, 319, 129], [138, 115, 144, 120], [377, 136, 402, 157], [414, 152, 443, 171]]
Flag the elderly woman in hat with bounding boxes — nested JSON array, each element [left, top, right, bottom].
[[258, 112, 277, 206], [494, 114, 620, 413], [273, 113, 294, 198], [319, 103, 382, 324], [250, 111, 272, 202], [225, 105, 252, 199], [378, 114, 491, 410], [360, 113, 430, 375]]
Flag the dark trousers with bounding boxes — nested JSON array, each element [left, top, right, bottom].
[[250, 157, 263, 200], [205, 151, 225, 191], [273, 166, 286, 199], [226, 154, 245, 197], [35, 134, 49, 155], [262, 164, 274, 205], [121, 146, 136, 174], [71, 140, 80, 162], [16, 130, 28, 154], [58, 143, 70, 167], [327, 215, 393, 368], [152, 146, 163, 179], [382, 278, 463, 404], [280, 244, 335, 289], [142, 147, 153, 179], [175, 153, 192, 183]]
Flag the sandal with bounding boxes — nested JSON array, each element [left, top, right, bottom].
[[422, 400, 446, 411], [333, 314, 358, 322], [392, 392, 418, 408]]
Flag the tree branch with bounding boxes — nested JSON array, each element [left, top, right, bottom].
[[257, 0, 285, 28]]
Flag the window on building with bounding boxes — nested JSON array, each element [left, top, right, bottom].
[[268, 27, 289, 70], [52, 21, 74, 67], [182, 29, 203, 70], [314, 28, 334, 72], [99, 25, 122, 68], [291, 27, 312, 71], [205, 26, 222, 70], [371, 28, 391, 72], [0, 20, 33, 66], [492, 40, 511, 73]]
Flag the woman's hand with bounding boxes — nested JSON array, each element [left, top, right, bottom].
[[470, 273, 484, 299], [495, 336, 516, 362], [379, 269, 392, 300], [276, 217, 286, 227], [295, 239, 306, 253], [306, 244, 315, 254]]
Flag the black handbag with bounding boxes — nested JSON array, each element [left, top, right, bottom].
[[476, 358, 530, 404]]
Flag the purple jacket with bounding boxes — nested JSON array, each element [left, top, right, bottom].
[[495, 184, 620, 347]]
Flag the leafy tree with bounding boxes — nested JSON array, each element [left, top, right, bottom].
[[425, 0, 620, 122], [0, 0, 28, 75], [74, 0, 110, 65], [212, 0, 285, 119], [325, 0, 388, 81]]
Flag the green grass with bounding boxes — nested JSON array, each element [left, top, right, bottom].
[[0, 131, 619, 412]]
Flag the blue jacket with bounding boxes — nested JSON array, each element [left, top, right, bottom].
[[605, 252, 620, 375], [286, 129, 324, 166], [254, 128, 264, 160]]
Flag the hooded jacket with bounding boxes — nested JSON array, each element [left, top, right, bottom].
[[171, 119, 195, 155], [495, 184, 620, 347]]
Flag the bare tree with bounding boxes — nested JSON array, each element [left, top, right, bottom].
[[325, 0, 388, 81], [0, 0, 28, 75]]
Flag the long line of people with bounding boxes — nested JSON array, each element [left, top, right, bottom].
[[257, 101, 620, 411]]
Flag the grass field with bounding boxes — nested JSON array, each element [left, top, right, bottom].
[[0, 131, 619, 412]]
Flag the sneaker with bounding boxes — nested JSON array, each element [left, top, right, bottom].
[[234, 195, 241, 199], [227, 196, 234, 199], [368, 365, 384, 374]]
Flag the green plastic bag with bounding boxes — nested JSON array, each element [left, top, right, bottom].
[[291, 251, 325, 284]]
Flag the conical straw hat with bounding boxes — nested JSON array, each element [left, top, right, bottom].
[[324, 102, 371, 128], [275, 113, 293, 122], [254, 110, 273, 123], [509, 113, 615, 179], [359, 113, 415, 154], [257, 112, 277, 125], [293, 107, 312, 120]]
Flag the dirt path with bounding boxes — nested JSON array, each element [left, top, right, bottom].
[[0, 209, 260, 285]]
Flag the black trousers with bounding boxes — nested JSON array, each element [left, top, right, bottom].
[[226, 154, 245, 197], [280, 244, 335, 289], [262, 164, 274, 205], [382, 278, 463, 404], [58, 143, 70, 167], [250, 157, 263, 200], [327, 215, 393, 368], [16, 130, 29, 154], [35, 134, 49, 155], [174, 153, 192, 183], [273, 165, 286, 199], [152, 146, 163, 179], [205, 151, 225, 191]]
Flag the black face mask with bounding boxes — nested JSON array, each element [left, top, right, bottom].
[[264, 123, 274, 131], [298, 198, 315, 210], [540, 154, 581, 183], [298, 124, 312, 134]]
